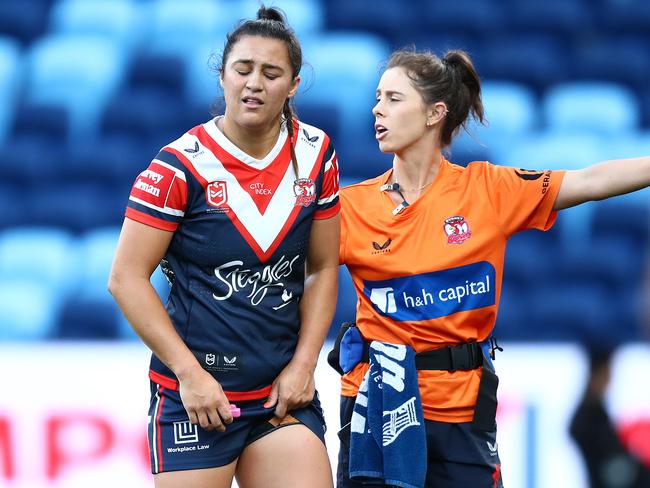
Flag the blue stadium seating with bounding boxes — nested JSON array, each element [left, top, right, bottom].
[[0, 279, 59, 340], [147, 0, 231, 57], [26, 183, 124, 231], [420, 0, 507, 38], [0, 183, 22, 229], [0, 227, 77, 294], [597, 0, 650, 35], [543, 82, 640, 135], [75, 227, 120, 300], [591, 199, 650, 251], [49, 0, 141, 50], [571, 37, 650, 91], [56, 296, 122, 339], [0, 0, 50, 45], [25, 34, 126, 142], [325, 0, 420, 41], [0, 36, 20, 145], [0, 102, 69, 185], [507, 0, 594, 38], [478, 35, 568, 92]]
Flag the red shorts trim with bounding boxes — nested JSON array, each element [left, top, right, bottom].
[[149, 370, 272, 401]]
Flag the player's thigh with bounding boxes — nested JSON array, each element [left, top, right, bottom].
[[236, 423, 333, 488], [154, 461, 237, 488]]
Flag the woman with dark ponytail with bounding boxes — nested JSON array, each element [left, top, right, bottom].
[[110, 6, 338, 487], [332, 48, 650, 487]]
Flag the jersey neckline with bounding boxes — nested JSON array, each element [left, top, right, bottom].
[[203, 116, 288, 170]]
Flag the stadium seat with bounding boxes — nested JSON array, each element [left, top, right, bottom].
[[147, 0, 231, 57], [479, 35, 568, 92], [571, 37, 650, 91], [324, 0, 420, 41], [597, 0, 650, 35], [0, 279, 59, 340], [49, 0, 141, 50], [56, 295, 122, 339], [507, 0, 594, 38], [419, 0, 506, 38], [0, 37, 20, 145], [527, 283, 618, 342], [556, 238, 642, 291], [0, 102, 69, 184], [591, 200, 650, 251], [25, 34, 126, 142], [0, 227, 77, 294], [75, 227, 120, 300], [542, 82, 640, 135], [0, 0, 49, 45], [25, 183, 125, 232], [101, 87, 188, 147], [0, 183, 22, 229]]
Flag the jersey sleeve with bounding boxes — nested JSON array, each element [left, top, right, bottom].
[[482, 163, 566, 236], [314, 141, 340, 220], [125, 150, 188, 231]]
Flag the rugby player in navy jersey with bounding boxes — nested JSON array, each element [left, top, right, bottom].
[[109, 6, 339, 487]]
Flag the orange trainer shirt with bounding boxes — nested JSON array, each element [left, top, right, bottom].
[[339, 158, 565, 423]]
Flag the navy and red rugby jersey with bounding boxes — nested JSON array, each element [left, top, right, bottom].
[[125, 117, 340, 398]]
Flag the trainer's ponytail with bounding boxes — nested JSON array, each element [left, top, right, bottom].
[[441, 50, 484, 147], [386, 48, 485, 147]]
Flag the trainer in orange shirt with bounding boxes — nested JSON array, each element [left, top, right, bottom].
[[334, 49, 650, 488]]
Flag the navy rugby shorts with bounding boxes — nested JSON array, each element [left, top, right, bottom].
[[147, 381, 326, 474]]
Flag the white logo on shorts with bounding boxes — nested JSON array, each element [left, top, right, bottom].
[[173, 421, 198, 444]]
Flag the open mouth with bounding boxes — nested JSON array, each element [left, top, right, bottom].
[[375, 124, 388, 140], [242, 96, 264, 107]]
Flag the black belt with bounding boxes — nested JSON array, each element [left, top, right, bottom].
[[358, 340, 484, 372]]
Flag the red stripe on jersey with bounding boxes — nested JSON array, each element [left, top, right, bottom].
[[156, 387, 166, 473], [191, 125, 293, 215], [314, 201, 340, 220], [149, 370, 272, 401], [125, 208, 178, 231], [167, 130, 331, 263]]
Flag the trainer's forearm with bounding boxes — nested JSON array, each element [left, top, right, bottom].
[[108, 274, 201, 380]]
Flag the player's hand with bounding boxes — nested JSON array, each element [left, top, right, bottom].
[[178, 365, 233, 432], [264, 359, 315, 418]]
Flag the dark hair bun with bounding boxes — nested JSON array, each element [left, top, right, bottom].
[[257, 6, 286, 24]]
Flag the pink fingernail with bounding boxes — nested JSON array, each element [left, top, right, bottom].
[[230, 404, 241, 418]]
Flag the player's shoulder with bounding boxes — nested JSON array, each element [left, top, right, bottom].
[[163, 121, 206, 155], [295, 118, 331, 148]]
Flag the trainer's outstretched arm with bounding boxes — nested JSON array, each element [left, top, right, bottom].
[[554, 156, 650, 210]]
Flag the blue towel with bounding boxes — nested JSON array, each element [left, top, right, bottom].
[[349, 341, 427, 488]]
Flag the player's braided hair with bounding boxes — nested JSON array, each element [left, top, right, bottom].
[[220, 5, 301, 177], [386, 49, 485, 148]]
